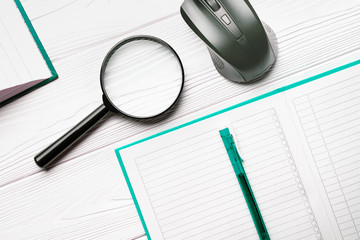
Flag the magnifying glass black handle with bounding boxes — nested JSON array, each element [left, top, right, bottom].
[[34, 104, 110, 168]]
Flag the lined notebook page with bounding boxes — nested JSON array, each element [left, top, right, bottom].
[[134, 128, 256, 239], [119, 102, 324, 239], [231, 109, 321, 240], [0, 0, 50, 90], [293, 73, 360, 240], [118, 62, 360, 239]]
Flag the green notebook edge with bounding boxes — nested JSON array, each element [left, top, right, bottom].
[[115, 59, 360, 239], [0, 0, 58, 107]]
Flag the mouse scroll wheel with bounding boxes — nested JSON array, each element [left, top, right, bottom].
[[205, 0, 220, 11]]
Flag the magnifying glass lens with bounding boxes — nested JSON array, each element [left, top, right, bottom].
[[102, 39, 183, 118]]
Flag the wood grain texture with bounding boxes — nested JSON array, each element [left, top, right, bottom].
[[0, 0, 359, 239]]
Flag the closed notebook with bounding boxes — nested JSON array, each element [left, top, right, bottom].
[[116, 60, 360, 239], [0, 0, 57, 106]]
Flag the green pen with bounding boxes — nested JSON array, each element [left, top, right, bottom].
[[220, 128, 270, 240]]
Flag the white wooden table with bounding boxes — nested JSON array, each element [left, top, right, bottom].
[[0, 0, 359, 239]]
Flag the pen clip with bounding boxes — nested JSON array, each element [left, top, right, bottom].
[[230, 138, 242, 162], [219, 128, 245, 174]]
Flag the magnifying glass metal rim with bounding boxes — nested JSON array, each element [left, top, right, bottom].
[[99, 35, 185, 119]]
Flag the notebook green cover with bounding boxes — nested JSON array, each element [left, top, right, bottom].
[[0, 0, 58, 107]]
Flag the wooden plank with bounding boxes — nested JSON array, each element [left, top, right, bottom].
[[0, 146, 144, 239]]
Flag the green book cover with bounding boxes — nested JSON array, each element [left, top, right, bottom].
[[0, 0, 58, 107]]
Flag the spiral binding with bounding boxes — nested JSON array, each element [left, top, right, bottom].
[[270, 109, 322, 239]]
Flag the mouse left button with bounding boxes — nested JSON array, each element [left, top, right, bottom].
[[204, 0, 220, 11]]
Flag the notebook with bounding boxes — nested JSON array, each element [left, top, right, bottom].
[[0, 0, 57, 106], [116, 59, 360, 240]]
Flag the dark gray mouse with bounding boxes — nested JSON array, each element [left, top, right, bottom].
[[180, 0, 278, 83]]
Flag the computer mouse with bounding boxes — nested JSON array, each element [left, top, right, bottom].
[[180, 0, 278, 83]]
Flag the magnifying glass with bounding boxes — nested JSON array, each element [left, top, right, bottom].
[[35, 35, 184, 168]]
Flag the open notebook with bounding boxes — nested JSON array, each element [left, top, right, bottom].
[[0, 0, 57, 106], [116, 60, 360, 240]]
